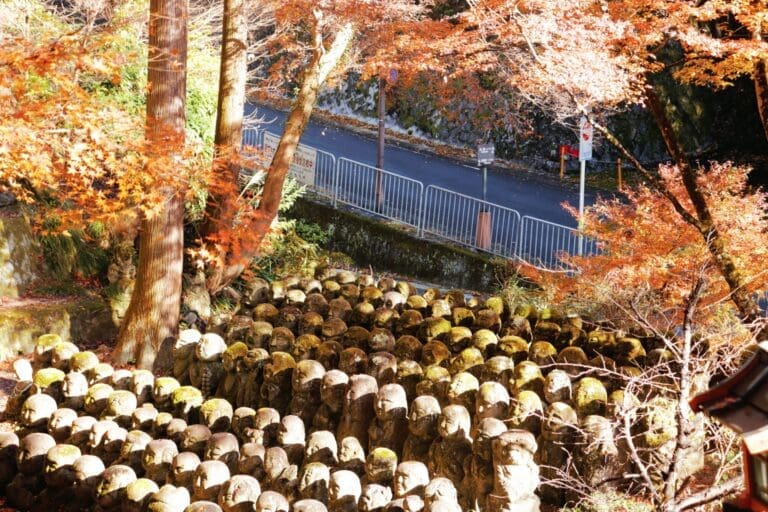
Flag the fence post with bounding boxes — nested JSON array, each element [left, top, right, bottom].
[[332, 158, 339, 208], [560, 146, 565, 179]]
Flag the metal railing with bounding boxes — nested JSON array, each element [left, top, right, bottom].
[[422, 185, 522, 258], [518, 215, 598, 269], [242, 129, 598, 270], [334, 157, 424, 229]]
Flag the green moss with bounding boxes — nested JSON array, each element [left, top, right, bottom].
[[200, 398, 231, 416], [172, 386, 203, 406], [33, 368, 65, 387], [225, 342, 248, 360], [36, 333, 63, 352]]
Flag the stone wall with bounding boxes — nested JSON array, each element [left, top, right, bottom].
[[0, 212, 40, 298], [286, 197, 506, 292]]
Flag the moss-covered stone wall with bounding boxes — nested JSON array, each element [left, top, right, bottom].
[[0, 213, 40, 298], [287, 198, 505, 292]]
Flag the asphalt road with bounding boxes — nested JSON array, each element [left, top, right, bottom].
[[245, 103, 597, 228]]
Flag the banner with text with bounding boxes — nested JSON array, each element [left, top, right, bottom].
[[263, 131, 317, 187]]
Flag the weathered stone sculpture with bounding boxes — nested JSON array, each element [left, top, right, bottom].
[[143, 438, 179, 484], [329, 470, 361, 512], [255, 490, 290, 512], [20, 393, 58, 432], [537, 402, 577, 504], [304, 430, 338, 466], [487, 430, 540, 512], [337, 374, 378, 449], [95, 464, 138, 512], [193, 460, 231, 501], [338, 435, 366, 476], [61, 371, 89, 411], [465, 417, 506, 510], [360, 483, 392, 512], [260, 352, 296, 416], [118, 429, 153, 475], [124, 478, 161, 512], [290, 359, 325, 425], [218, 474, 261, 512], [169, 451, 201, 489], [312, 369, 348, 433], [148, 484, 191, 512], [278, 414, 306, 466], [428, 405, 472, 504], [369, 383, 408, 454], [72, 454, 106, 509], [402, 395, 441, 466], [298, 461, 330, 502], [206, 432, 240, 474], [238, 442, 265, 480], [364, 446, 398, 487], [394, 461, 429, 498]]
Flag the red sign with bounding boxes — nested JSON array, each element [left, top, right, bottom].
[[560, 145, 579, 158]]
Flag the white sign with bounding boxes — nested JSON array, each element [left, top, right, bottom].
[[579, 116, 593, 162], [477, 143, 495, 166], [263, 131, 317, 187]]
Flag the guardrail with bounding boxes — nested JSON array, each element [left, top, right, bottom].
[[422, 185, 521, 258], [519, 215, 598, 269], [335, 158, 424, 229], [242, 128, 599, 269]]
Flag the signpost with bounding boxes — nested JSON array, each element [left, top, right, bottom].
[[578, 116, 593, 255], [376, 69, 397, 212], [476, 143, 495, 250], [262, 131, 317, 186]]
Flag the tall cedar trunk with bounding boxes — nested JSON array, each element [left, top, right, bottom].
[[200, 0, 247, 262], [645, 88, 762, 328], [114, 0, 188, 369], [755, 59, 768, 144]]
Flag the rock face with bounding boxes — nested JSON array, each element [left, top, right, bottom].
[[0, 213, 39, 298]]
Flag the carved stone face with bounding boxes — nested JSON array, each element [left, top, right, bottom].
[[119, 429, 152, 470], [437, 405, 471, 439], [367, 352, 397, 386], [104, 390, 139, 426], [102, 426, 127, 457], [110, 369, 133, 390], [344, 374, 378, 417], [446, 372, 479, 410], [492, 430, 537, 466], [473, 417, 507, 460], [305, 430, 337, 465], [88, 363, 115, 386], [475, 381, 509, 420], [72, 454, 105, 497], [423, 477, 457, 508], [44, 443, 81, 488], [232, 408, 256, 441], [264, 447, 289, 482], [394, 461, 429, 498], [84, 383, 114, 416], [193, 460, 230, 501], [147, 484, 191, 512], [21, 393, 57, 428], [338, 436, 365, 465], [365, 447, 397, 485], [408, 395, 440, 438], [292, 360, 325, 395], [181, 424, 212, 457], [298, 462, 330, 501], [329, 469, 361, 503], [96, 464, 137, 509], [255, 490, 289, 512], [131, 370, 155, 405], [200, 398, 234, 433], [320, 370, 348, 413], [125, 478, 160, 511], [205, 432, 239, 472], [374, 383, 407, 420], [165, 418, 188, 446], [143, 439, 179, 483], [16, 433, 56, 475], [219, 474, 261, 512], [360, 483, 392, 512], [544, 370, 572, 404], [132, 404, 159, 432], [237, 443, 265, 479], [277, 415, 305, 447], [169, 451, 200, 489], [62, 371, 89, 409], [88, 419, 119, 452], [68, 415, 97, 450], [196, 333, 227, 362], [153, 377, 181, 409]]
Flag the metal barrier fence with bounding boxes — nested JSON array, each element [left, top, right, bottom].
[[335, 158, 424, 229], [242, 128, 598, 270], [422, 185, 522, 258], [518, 215, 598, 269]]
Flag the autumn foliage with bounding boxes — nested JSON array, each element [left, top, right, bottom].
[[526, 161, 768, 334]]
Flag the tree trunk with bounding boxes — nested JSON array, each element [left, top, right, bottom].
[[201, 0, 248, 294], [114, 0, 188, 369], [211, 17, 354, 291], [645, 88, 762, 328], [755, 58, 768, 144]]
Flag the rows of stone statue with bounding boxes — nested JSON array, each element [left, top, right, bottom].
[[0, 269, 691, 512]]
